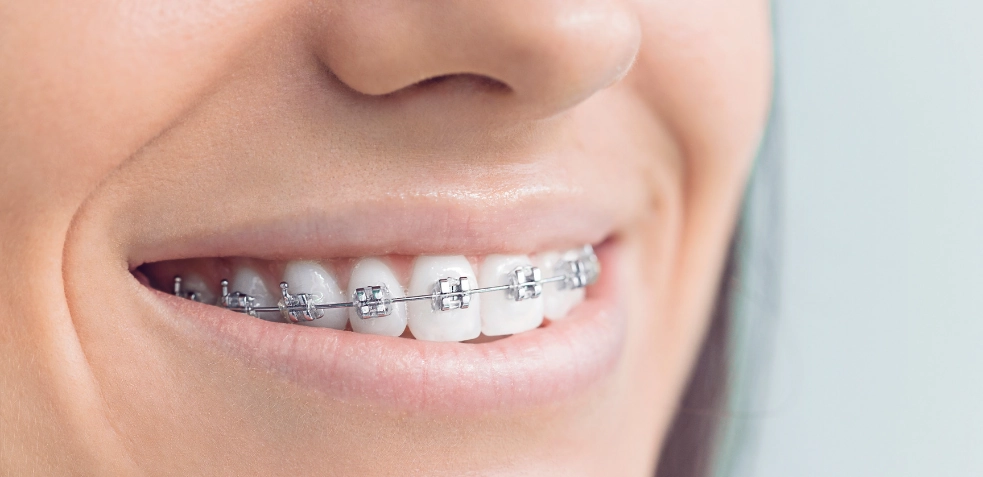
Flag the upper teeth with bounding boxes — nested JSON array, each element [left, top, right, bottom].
[[480, 255, 545, 337], [171, 245, 600, 342], [282, 260, 348, 329], [348, 258, 407, 337], [407, 255, 482, 342], [229, 266, 277, 321]]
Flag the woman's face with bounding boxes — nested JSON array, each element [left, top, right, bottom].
[[0, 1, 770, 475]]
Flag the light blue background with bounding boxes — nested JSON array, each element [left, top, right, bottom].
[[733, 2, 983, 476]]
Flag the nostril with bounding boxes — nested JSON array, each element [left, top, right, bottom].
[[396, 73, 512, 97]]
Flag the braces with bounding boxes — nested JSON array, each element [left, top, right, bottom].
[[172, 245, 600, 324]]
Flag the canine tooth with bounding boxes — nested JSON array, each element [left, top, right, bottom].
[[177, 273, 216, 305], [283, 261, 348, 329], [407, 256, 481, 342], [533, 249, 586, 320], [347, 258, 407, 336], [479, 255, 544, 336], [231, 266, 277, 321]]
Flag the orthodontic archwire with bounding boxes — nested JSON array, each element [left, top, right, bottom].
[[171, 245, 601, 324]]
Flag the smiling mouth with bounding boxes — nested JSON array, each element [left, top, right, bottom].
[[131, 238, 625, 412], [139, 244, 600, 342], [91, 118, 639, 412]]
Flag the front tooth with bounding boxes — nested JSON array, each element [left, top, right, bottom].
[[533, 249, 586, 320], [347, 258, 407, 337], [407, 256, 481, 342], [283, 261, 348, 329], [479, 255, 544, 336], [178, 273, 216, 305], [230, 265, 277, 321]]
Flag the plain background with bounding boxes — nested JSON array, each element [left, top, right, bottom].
[[729, 1, 983, 476]]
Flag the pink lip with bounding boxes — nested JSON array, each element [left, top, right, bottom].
[[162, 240, 625, 413]]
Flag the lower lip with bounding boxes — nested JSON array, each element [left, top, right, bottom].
[[165, 241, 626, 413]]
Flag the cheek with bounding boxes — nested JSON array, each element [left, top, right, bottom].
[[632, 0, 773, 171], [591, 0, 771, 467], [0, 0, 293, 217]]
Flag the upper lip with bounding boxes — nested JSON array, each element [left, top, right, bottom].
[[123, 173, 628, 267], [99, 94, 649, 269]]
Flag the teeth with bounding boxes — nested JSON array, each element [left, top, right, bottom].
[[230, 265, 278, 322], [533, 250, 586, 320], [407, 256, 481, 342], [347, 258, 407, 336], [282, 261, 348, 329], [479, 255, 544, 336], [162, 244, 598, 336], [177, 273, 216, 305]]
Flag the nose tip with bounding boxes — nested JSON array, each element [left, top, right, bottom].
[[315, 1, 641, 119], [497, 5, 641, 116]]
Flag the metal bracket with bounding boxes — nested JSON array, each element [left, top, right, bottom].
[[432, 277, 471, 311]]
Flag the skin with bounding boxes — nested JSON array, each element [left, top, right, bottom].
[[0, 1, 771, 475]]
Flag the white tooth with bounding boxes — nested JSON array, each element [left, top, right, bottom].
[[347, 258, 407, 337], [179, 273, 216, 305], [230, 265, 278, 322], [407, 256, 481, 342], [479, 255, 544, 336], [283, 261, 348, 330], [533, 249, 586, 320]]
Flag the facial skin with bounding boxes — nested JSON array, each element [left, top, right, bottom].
[[0, 1, 771, 475]]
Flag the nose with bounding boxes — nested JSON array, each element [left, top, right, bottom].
[[313, 0, 640, 120]]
